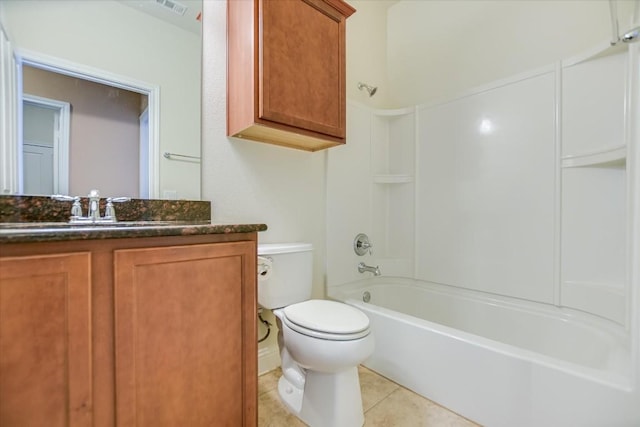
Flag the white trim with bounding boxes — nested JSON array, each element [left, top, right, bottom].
[[553, 61, 562, 307], [139, 107, 150, 199], [258, 346, 281, 376], [0, 28, 18, 195], [625, 42, 640, 387], [148, 89, 160, 199], [15, 48, 161, 199], [22, 94, 70, 195]]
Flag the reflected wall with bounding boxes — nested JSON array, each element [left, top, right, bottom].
[[0, 0, 201, 200]]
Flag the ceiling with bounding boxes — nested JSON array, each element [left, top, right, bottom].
[[118, 0, 202, 35]]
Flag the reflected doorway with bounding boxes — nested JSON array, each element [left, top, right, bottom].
[[21, 64, 150, 198], [22, 94, 70, 195]]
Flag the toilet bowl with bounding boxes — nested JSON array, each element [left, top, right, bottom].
[[257, 244, 374, 427]]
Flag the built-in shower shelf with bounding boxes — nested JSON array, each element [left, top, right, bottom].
[[562, 145, 626, 168], [373, 174, 414, 184], [372, 106, 415, 117]]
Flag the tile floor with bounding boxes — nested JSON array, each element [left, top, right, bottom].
[[258, 366, 480, 426]]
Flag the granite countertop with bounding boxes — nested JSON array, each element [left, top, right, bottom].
[[0, 195, 267, 244], [0, 221, 268, 244]]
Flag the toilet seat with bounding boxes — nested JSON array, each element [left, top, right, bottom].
[[282, 300, 370, 341]]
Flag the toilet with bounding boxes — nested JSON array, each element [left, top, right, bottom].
[[258, 243, 374, 427]]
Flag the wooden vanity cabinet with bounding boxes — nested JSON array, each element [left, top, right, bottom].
[[0, 252, 93, 427], [227, 0, 356, 151], [0, 233, 257, 427]]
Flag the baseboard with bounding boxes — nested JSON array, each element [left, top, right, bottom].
[[258, 346, 281, 375]]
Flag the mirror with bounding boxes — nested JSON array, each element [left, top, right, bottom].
[[0, 0, 202, 200]]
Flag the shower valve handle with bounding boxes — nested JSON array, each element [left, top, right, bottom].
[[354, 233, 373, 256]]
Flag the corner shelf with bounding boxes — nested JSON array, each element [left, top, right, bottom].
[[370, 107, 416, 276], [561, 145, 626, 168], [372, 106, 415, 117]]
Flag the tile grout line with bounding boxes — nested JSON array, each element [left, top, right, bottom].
[[363, 385, 402, 416]]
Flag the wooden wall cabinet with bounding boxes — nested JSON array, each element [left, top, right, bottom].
[[0, 233, 257, 427], [227, 0, 356, 152]]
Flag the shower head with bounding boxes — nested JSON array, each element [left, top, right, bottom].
[[357, 82, 377, 97]]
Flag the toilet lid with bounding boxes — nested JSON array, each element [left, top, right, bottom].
[[283, 300, 370, 338]]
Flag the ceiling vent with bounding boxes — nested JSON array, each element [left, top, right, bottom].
[[155, 0, 187, 16]]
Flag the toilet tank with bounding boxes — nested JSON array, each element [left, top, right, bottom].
[[257, 243, 313, 309]]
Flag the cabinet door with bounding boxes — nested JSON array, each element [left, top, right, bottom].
[[0, 253, 92, 427], [260, 0, 347, 138], [114, 241, 257, 426]]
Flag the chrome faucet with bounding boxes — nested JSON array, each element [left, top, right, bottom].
[[52, 189, 130, 224], [87, 189, 101, 221], [358, 262, 381, 276]]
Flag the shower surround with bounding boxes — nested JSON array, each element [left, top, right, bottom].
[[327, 41, 640, 425]]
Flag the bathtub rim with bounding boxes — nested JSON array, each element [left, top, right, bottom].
[[328, 276, 634, 391]]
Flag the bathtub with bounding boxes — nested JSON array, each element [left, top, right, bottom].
[[328, 277, 640, 427]]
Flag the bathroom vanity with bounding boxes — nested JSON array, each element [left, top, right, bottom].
[[0, 210, 266, 426]]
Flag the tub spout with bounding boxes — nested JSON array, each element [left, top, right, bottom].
[[358, 262, 381, 276]]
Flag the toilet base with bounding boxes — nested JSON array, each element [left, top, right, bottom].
[[278, 367, 365, 427], [278, 375, 304, 414]]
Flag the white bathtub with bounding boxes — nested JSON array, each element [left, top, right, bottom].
[[328, 278, 640, 427]]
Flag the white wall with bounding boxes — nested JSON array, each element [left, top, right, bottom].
[[387, 1, 613, 107], [201, 1, 329, 372], [345, 0, 395, 108], [326, 102, 373, 286], [202, 0, 327, 288], [0, 0, 201, 200]]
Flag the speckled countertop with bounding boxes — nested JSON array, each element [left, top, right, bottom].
[[0, 195, 212, 222], [0, 195, 267, 244]]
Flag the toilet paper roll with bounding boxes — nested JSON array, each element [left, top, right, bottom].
[[257, 256, 273, 281]]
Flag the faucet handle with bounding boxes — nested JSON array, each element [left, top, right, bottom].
[[354, 233, 373, 256], [51, 195, 83, 219], [104, 197, 131, 221], [51, 194, 75, 202], [108, 197, 131, 203], [70, 197, 83, 217]]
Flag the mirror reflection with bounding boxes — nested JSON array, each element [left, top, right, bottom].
[[0, 0, 202, 200], [23, 65, 148, 198]]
